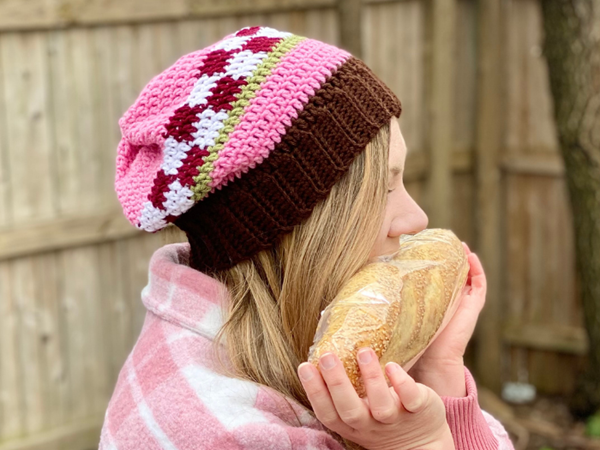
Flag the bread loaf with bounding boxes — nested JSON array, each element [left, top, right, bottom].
[[307, 228, 469, 396]]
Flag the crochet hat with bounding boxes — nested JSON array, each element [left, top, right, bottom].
[[115, 26, 402, 273]]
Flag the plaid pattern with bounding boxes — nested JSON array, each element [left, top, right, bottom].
[[98, 243, 514, 450]]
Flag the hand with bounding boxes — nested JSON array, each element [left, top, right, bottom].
[[298, 348, 455, 450], [408, 242, 487, 397]]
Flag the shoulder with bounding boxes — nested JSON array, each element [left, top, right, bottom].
[[99, 361, 342, 450], [99, 313, 343, 449]]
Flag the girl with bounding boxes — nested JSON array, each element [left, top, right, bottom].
[[100, 26, 514, 450]]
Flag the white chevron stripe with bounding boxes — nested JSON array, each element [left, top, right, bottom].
[[137, 28, 291, 231]]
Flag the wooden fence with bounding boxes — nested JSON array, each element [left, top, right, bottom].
[[0, 0, 588, 448]]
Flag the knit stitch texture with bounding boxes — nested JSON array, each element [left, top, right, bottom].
[[115, 26, 402, 272]]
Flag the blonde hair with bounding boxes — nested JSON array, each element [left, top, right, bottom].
[[212, 123, 390, 449]]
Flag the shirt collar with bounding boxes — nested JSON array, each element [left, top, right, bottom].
[[141, 243, 230, 342]]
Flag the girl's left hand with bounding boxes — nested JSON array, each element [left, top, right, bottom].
[[407, 242, 487, 397]]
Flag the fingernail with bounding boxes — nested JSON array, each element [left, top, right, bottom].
[[320, 353, 336, 370], [386, 362, 400, 374], [298, 363, 314, 382], [358, 348, 372, 364], [462, 241, 471, 253]]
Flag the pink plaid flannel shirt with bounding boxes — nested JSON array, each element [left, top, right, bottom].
[[99, 243, 514, 450]]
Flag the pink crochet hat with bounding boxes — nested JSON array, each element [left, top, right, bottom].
[[115, 26, 401, 273]]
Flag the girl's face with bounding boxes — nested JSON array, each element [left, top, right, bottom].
[[369, 117, 429, 260]]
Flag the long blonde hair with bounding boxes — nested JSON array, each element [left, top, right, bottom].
[[211, 122, 390, 448]]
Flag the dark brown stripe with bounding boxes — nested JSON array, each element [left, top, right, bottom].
[[175, 57, 402, 274]]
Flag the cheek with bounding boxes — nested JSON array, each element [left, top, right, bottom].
[[379, 214, 394, 240]]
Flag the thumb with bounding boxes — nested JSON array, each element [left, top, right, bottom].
[[402, 383, 430, 413]]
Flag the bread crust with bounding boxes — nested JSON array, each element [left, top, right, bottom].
[[308, 228, 469, 396]]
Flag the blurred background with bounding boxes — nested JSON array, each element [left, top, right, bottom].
[[0, 0, 599, 449]]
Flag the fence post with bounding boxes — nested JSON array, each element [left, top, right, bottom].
[[474, 0, 506, 393], [426, 0, 456, 228]]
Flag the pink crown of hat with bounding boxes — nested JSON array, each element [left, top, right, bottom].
[[115, 25, 401, 272]]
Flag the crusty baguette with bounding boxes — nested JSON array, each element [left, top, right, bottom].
[[308, 228, 469, 396]]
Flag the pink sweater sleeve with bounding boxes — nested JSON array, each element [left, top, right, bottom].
[[441, 367, 515, 450]]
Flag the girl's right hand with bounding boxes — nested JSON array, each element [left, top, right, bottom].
[[298, 348, 455, 450]]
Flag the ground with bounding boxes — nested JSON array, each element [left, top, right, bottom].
[[485, 392, 600, 450]]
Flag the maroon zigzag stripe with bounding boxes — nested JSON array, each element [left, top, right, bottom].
[[147, 34, 284, 213]]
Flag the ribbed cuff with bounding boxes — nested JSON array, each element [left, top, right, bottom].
[[441, 367, 499, 450]]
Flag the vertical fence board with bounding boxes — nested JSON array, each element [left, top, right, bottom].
[[549, 180, 572, 324], [474, 0, 505, 392], [60, 248, 98, 421], [67, 28, 100, 212], [427, 0, 456, 228], [362, 1, 425, 155], [0, 38, 11, 228], [338, 0, 362, 57], [527, 177, 549, 324], [90, 26, 120, 211], [115, 240, 136, 349], [287, 10, 310, 39], [0, 262, 23, 440], [59, 246, 110, 417], [527, 179, 566, 391], [125, 234, 162, 341], [71, 29, 103, 214], [504, 169, 584, 394], [33, 252, 66, 430], [110, 26, 139, 143], [12, 257, 45, 434], [177, 19, 215, 57], [47, 31, 80, 216], [528, 350, 579, 395], [521, 0, 557, 154], [305, 8, 338, 44], [267, 11, 296, 34], [214, 14, 241, 40], [452, 173, 475, 244], [405, 179, 426, 207], [557, 179, 581, 327], [0, 32, 55, 223], [505, 0, 558, 154], [84, 247, 110, 416], [454, 0, 477, 153], [97, 241, 132, 395], [506, 174, 528, 323], [136, 22, 182, 92]]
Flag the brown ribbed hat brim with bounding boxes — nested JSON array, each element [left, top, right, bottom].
[[175, 57, 402, 273]]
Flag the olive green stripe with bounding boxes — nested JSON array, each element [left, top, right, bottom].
[[191, 34, 306, 201]]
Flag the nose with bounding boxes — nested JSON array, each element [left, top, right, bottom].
[[409, 204, 429, 234], [389, 195, 429, 238]]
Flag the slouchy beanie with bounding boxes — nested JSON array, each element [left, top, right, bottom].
[[115, 26, 402, 273]]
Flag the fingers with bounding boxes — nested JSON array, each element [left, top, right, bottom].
[[385, 362, 428, 413], [298, 362, 357, 435], [305, 353, 371, 430], [461, 241, 471, 255], [467, 252, 487, 294], [357, 348, 397, 424]]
